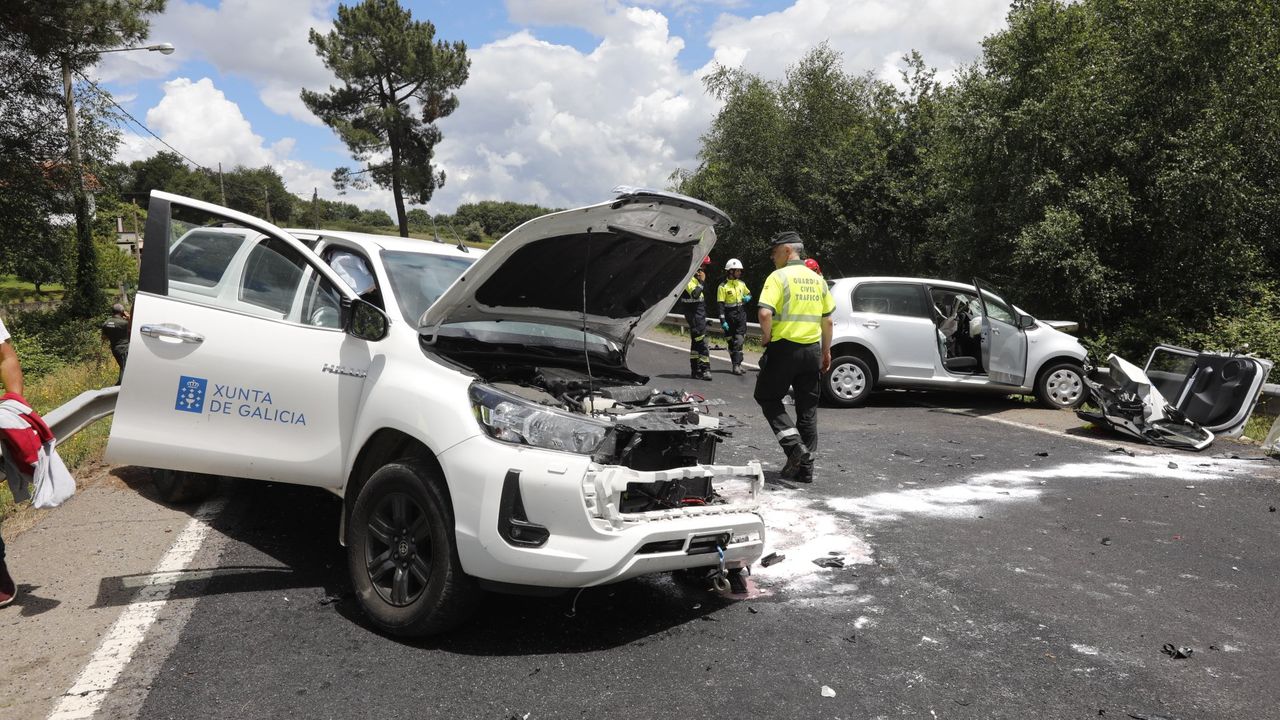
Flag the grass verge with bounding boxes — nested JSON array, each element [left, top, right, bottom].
[[1, 350, 118, 521]]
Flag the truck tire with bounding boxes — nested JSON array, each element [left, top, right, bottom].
[[347, 458, 478, 636], [823, 355, 873, 407], [1035, 361, 1086, 409], [151, 468, 217, 504]]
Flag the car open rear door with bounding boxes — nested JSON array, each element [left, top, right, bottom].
[[973, 277, 1028, 386], [106, 191, 376, 489]]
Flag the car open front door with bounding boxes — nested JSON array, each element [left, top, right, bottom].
[[973, 277, 1028, 386], [107, 191, 378, 489], [1144, 344, 1273, 437]]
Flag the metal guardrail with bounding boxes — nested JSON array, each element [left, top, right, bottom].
[[0, 387, 119, 464]]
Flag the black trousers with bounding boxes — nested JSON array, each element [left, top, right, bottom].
[[753, 340, 820, 453], [723, 305, 747, 365], [684, 308, 710, 373]]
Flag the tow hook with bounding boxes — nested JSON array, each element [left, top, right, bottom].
[[711, 541, 731, 593]]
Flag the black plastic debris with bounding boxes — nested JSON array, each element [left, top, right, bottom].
[[1110, 447, 1136, 456], [1161, 643, 1193, 659], [748, 606, 759, 614], [1127, 714, 1179, 720], [813, 556, 846, 569], [1035, 451, 1049, 457], [1270, 506, 1276, 513], [892, 449, 912, 457], [1101, 537, 1113, 546], [970, 454, 986, 460], [318, 593, 352, 606], [760, 552, 785, 567]]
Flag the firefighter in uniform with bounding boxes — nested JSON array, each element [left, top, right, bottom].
[[754, 231, 835, 483], [716, 258, 752, 375], [680, 256, 713, 380]]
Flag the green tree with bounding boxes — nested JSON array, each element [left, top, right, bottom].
[[928, 0, 1280, 353], [301, 0, 470, 237], [0, 0, 166, 318]]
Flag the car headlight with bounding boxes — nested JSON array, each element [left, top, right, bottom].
[[470, 384, 610, 455]]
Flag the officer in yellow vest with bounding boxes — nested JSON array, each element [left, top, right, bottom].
[[679, 256, 713, 380], [716, 258, 752, 375], [755, 231, 835, 483]]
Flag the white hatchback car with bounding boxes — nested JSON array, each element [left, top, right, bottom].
[[822, 276, 1089, 409], [108, 189, 765, 635]]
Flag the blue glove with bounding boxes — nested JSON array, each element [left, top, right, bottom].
[[744, 295, 752, 303], [721, 320, 730, 332]]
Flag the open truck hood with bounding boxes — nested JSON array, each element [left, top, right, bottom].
[[417, 187, 729, 349]]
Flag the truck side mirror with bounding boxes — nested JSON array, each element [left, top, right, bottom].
[[344, 298, 390, 341]]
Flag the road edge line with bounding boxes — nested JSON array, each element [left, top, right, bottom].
[[47, 497, 227, 720], [637, 336, 761, 370]]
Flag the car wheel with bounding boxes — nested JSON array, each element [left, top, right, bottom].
[[823, 355, 873, 407], [1035, 362, 1086, 409], [347, 458, 478, 636], [151, 468, 217, 504]]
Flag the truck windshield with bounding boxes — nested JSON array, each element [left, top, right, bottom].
[[381, 250, 476, 325]]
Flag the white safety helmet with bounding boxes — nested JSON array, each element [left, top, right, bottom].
[[725, 258, 743, 271]]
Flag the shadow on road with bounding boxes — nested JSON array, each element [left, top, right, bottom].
[[92, 472, 740, 655]]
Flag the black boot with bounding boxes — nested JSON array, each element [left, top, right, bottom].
[[780, 442, 812, 479]]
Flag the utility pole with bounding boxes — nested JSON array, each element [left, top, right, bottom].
[[312, 188, 320, 228], [263, 188, 272, 223], [218, 162, 227, 206]]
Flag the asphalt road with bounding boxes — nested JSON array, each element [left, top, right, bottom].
[[89, 339, 1280, 719]]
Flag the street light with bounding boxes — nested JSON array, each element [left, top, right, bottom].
[[61, 41, 174, 315]]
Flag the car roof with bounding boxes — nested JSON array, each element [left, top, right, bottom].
[[284, 228, 480, 260], [830, 276, 976, 290]]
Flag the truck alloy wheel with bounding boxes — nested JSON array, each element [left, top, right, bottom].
[[347, 459, 478, 636]]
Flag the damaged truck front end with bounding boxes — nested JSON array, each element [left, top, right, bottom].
[[424, 188, 763, 592], [456, 365, 764, 591]]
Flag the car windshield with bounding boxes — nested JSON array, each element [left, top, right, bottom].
[[381, 249, 476, 324], [435, 320, 619, 356]]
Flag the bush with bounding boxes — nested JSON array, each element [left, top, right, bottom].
[[3, 307, 101, 379], [1179, 284, 1280, 362]]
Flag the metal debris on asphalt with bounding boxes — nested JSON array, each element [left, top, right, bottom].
[[820, 685, 836, 698], [1101, 537, 1112, 546], [760, 552, 785, 567], [1161, 643, 1193, 659], [1035, 451, 1049, 457], [970, 454, 986, 460], [1110, 447, 1136, 456], [1167, 461, 1178, 469], [813, 556, 846, 569]]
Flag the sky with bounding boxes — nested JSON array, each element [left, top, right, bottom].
[[96, 0, 1013, 216]]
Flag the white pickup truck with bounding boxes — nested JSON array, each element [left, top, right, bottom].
[[107, 188, 765, 636]]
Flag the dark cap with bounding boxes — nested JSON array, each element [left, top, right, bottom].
[[770, 230, 802, 246]]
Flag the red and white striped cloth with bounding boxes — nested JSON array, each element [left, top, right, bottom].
[[0, 392, 75, 508]]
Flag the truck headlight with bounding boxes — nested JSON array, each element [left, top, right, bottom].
[[470, 384, 610, 455]]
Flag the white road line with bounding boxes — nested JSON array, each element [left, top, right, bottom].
[[640, 336, 1144, 452], [47, 498, 227, 720], [637, 336, 761, 370], [915, 404, 1144, 451]]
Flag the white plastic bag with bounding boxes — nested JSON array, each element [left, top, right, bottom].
[[32, 445, 75, 508]]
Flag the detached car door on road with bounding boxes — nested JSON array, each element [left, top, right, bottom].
[[108, 192, 378, 489]]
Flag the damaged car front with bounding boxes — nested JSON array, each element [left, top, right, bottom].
[[418, 188, 764, 598]]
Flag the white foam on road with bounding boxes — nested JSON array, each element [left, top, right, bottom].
[[825, 454, 1259, 522], [749, 454, 1261, 598], [47, 498, 226, 720], [751, 488, 875, 595]]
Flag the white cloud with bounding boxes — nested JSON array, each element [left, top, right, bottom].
[[99, 0, 335, 126], [707, 0, 1009, 85], [430, 6, 713, 212], [116, 76, 390, 213]]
